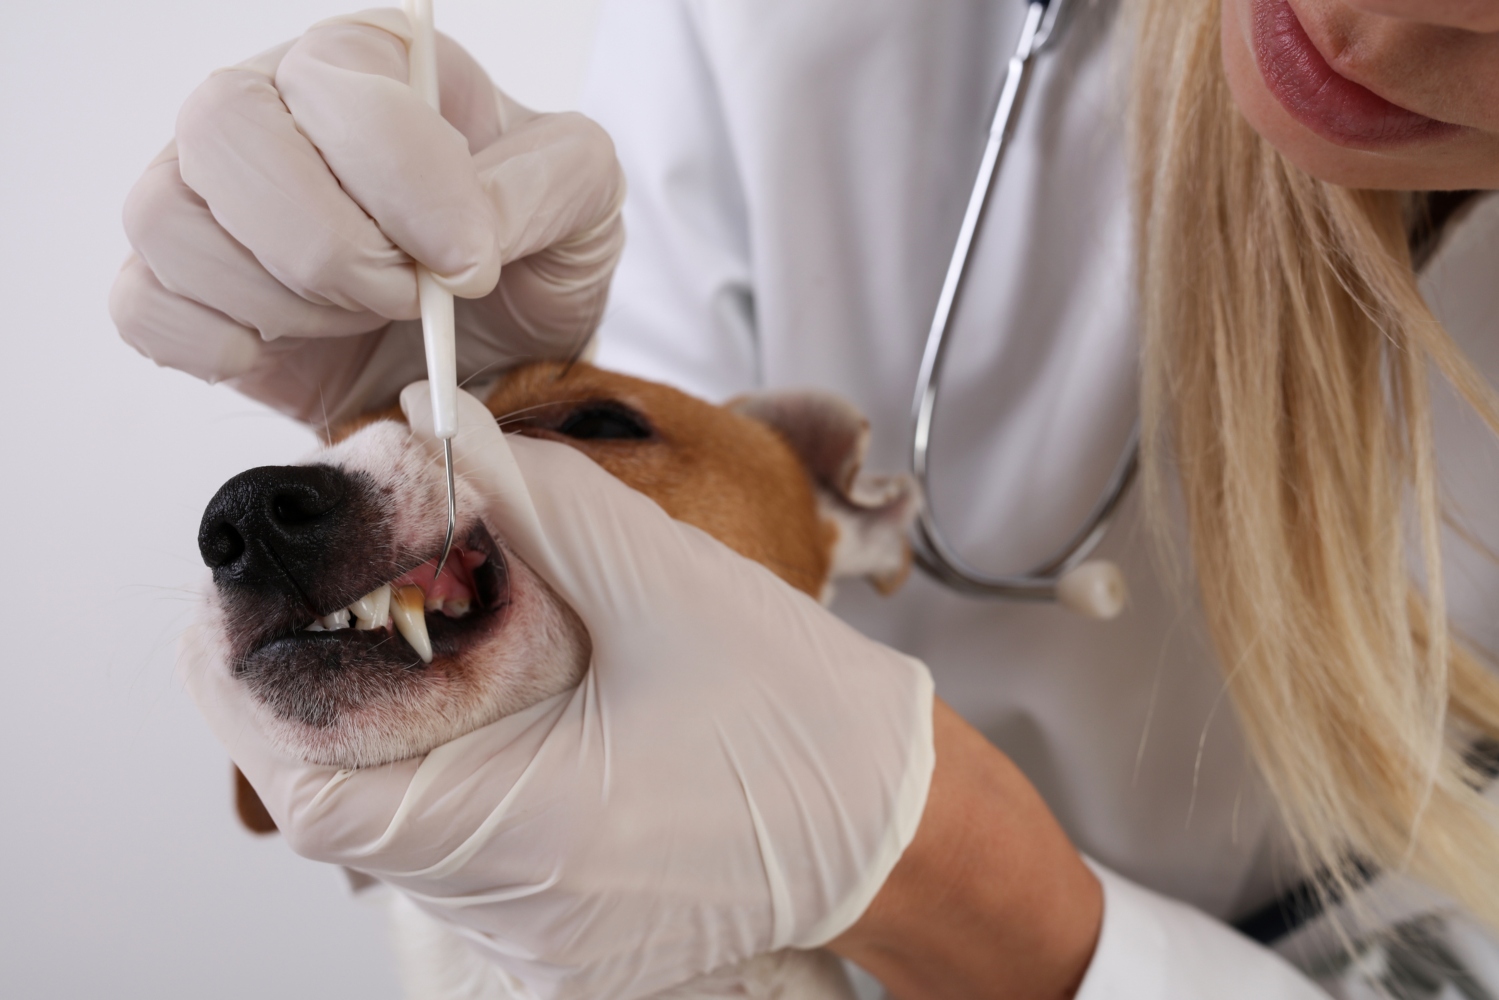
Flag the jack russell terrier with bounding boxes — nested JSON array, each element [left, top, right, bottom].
[[197, 361, 919, 1000]]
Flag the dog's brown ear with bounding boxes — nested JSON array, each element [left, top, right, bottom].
[[729, 391, 920, 599], [234, 765, 278, 835]]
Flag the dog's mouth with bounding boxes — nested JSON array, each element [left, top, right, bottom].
[[290, 524, 509, 665], [231, 523, 511, 728]]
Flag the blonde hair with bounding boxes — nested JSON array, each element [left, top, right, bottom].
[[1130, 0, 1499, 928]]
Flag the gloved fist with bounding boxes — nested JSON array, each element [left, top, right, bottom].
[[112, 9, 624, 427], [182, 385, 934, 1000]]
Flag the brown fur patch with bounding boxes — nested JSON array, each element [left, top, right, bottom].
[[234, 765, 278, 834], [485, 363, 832, 598]]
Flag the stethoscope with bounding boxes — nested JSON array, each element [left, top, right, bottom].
[[910, 0, 1136, 620], [910, 13, 1499, 989]]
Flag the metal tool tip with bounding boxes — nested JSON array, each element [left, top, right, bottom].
[[433, 438, 457, 581]]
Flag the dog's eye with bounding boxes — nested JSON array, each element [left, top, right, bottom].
[[556, 404, 653, 441]]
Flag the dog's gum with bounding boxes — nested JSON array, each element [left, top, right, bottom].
[[394, 550, 478, 614]]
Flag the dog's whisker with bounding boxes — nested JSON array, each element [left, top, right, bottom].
[[558, 335, 591, 380], [491, 398, 597, 427], [317, 385, 333, 446], [458, 359, 509, 391]]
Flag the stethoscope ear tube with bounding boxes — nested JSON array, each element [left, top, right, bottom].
[[908, 0, 1136, 618]]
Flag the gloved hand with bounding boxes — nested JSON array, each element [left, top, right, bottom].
[[112, 9, 624, 428], [182, 385, 935, 1000]]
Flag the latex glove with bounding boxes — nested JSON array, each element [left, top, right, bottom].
[[182, 385, 935, 1000], [112, 9, 624, 428]]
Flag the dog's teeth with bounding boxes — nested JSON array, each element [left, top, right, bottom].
[[425, 591, 444, 613], [305, 621, 325, 632], [443, 596, 471, 618], [321, 608, 351, 631], [391, 585, 433, 664], [351, 584, 392, 630]]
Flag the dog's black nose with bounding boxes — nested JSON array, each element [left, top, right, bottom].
[[199, 465, 355, 591]]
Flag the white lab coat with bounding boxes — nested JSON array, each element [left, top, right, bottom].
[[578, 0, 1499, 995]]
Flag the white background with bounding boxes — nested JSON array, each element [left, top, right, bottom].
[[0, 3, 601, 996]]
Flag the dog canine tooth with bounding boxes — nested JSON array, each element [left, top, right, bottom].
[[351, 584, 392, 630], [391, 584, 433, 664]]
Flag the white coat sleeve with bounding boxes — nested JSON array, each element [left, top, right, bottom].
[[579, 0, 761, 401], [1077, 861, 1332, 999]]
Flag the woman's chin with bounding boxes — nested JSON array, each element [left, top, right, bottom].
[[1218, 0, 1498, 191]]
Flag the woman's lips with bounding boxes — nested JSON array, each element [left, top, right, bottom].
[[1251, 0, 1459, 149]]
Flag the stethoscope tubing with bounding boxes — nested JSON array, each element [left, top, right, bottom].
[[909, 0, 1140, 606]]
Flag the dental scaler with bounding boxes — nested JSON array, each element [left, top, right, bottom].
[[403, 0, 459, 580]]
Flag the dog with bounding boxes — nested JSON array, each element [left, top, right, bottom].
[[198, 361, 919, 999]]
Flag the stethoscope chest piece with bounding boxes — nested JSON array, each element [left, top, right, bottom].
[[1055, 561, 1127, 620]]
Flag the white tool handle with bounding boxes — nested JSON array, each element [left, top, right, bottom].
[[404, 0, 457, 441]]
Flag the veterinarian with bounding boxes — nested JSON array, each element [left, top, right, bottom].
[[114, 0, 1499, 996]]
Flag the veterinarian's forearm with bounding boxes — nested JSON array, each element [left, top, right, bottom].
[[829, 699, 1103, 1000]]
